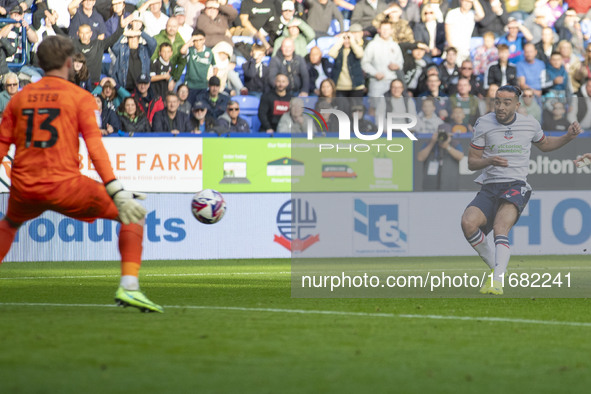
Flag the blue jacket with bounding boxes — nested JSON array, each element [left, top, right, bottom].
[[110, 32, 157, 89]]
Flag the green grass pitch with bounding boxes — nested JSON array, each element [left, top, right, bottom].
[[0, 257, 590, 393]]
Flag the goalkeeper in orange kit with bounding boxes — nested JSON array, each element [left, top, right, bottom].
[[0, 36, 162, 313]]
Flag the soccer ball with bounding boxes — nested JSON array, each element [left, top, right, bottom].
[[191, 189, 226, 224]]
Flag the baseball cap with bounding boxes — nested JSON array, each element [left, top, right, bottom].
[[348, 23, 363, 33], [208, 76, 221, 86], [174, 5, 185, 16], [111, 0, 124, 4], [9, 6, 23, 15], [131, 10, 143, 24], [136, 74, 150, 84], [205, 1, 220, 9], [282, 1, 295, 11], [193, 100, 207, 110]]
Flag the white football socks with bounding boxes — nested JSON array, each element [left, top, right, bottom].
[[493, 235, 511, 283], [467, 229, 495, 270], [120, 275, 140, 291]]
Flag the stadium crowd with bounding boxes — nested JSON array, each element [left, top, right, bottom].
[[0, 0, 590, 134]]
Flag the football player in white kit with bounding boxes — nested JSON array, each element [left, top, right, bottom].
[[460, 85, 582, 295]]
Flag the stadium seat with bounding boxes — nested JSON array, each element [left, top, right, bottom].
[[327, 19, 342, 36], [316, 36, 337, 56], [301, 96, 318, 109], [234, 95, 260, 116], [102, 53, 111, 64], [232, 36, 254, 45]]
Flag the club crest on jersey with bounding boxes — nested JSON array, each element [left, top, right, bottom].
[[504, 128, 513, 140]]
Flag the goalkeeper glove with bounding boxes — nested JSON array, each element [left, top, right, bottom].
[[105, 179, 147, 225]]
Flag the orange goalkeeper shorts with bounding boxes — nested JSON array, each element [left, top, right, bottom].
[[4, 175, 119, 224]]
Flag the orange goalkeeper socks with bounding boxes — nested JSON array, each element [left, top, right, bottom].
[[119, 223, 143, 277], [0, 219, 18, 263]]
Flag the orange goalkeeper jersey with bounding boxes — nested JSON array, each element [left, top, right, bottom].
[[0, 76, 115, 192]]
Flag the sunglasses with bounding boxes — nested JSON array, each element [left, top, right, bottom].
[[228, 108, 240, 111], [6, 83, 18, 87], [424, 11, 434, 15], [461, 67, 473, 70], [195, 108, 206, 112]]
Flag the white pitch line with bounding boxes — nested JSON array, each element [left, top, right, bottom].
[[0, 302, 590, 328], [1, 266, 589, 281]]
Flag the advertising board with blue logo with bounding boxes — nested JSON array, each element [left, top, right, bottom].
[[3, 191, 591, 262]]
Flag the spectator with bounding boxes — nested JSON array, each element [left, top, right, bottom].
[[413, 3, 445, 59], [174, 6, 193, 43], [415, 97, 444, 134], [496, 17, 533, 64], [196, 0, 238, 48], [177, 83, 191, 114], [195, 75, 230, 118], [258, 73, 292, 132], [350, 0, 388, 36], [0, 1, 19, 18], [542, 99, 570, 131], [444, 0, 485, 64], [131, 73, 165, 124], [556, 8, 585, 56], [362, 21, 404, 97], [211, 41, 242, 94], [73, 53, 93, 91], [402, 41, 428, 97], [472, 31, 499, 78], [152, 92, 192, 133], [535, 26, 557, 64], [111, 27, 158, 92], [0, 23, 16, 76], [504, 0, 535, 21], [92, 76, 132, 111], [258, 0, 298, 53], [69, 0, 107, 40], [448, 105, 472, 133], [416, 123, 464, 191], [306, 0, 344, 36], [180, 29, 216, 104], [161, 0, 178, 17], [484, 43, 518, 89], [276, 97, 308, 133], [6, 6, 39, 77], [118, 96, 151, 133], [372, 3, 415, 44], [190, 99, 217, 133], [150, 42, 175, 98], [152, 16, 187, 84], [557, 40, 581, 90], [567, 79, 591, 130], [398, 0, 421, 28], [517, 42, 547, 97], [479, 83, 498, 115], [449, 59, 485, 97], [238, 0, 277, 37], [375, 79, 417, 118], [306, 46, 333, 96], [438, 46, 459, 95], [328, 27, 365, 98], [449, 76, 480, 124], [105, 0, 130, 38], [273, 18, 315, 57], [517, 87, 542, 122], [523, 7, 553, 45], [543, 51, 571, 99], [350, 103, 378, 134], [94, 95, 122, 136], [573, 43, 591, 92], [268, 38, 309, 97], [0, 73, 18, 115], [216, 100, 250, 133], [139, 0, 170, 37], [315, 78, 345, 129], [176, 0, 205, 28], [421, 0, 448, 23], [243, 44, 269, 96], [475, 0, 509, 36], [542, 0, 565, 28], [74, 22, 123, 85]]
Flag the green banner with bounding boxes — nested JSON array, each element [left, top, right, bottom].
[[203, 138, 413, 192]]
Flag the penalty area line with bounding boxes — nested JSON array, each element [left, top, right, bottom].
[[0, 302, 590, 328]]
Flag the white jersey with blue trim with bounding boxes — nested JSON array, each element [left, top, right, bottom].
[[470, 112, 545, 187]]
